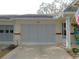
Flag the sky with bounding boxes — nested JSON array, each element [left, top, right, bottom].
[[0, 0, 53, 15]]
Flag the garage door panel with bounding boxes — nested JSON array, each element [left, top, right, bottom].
[[38, 24, 47, 42], [38, 24, 56, 43], [22, 24, 38, 42], [21, 24, 56, 44], [29, 25, 38, 42]]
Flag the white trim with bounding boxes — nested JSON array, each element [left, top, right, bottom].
[[66, 17, 71, 49], [0, 41, 14, 45], [21, 42, 56, 45], [64, 12, 75, 14], [11, 18, 54, 21]]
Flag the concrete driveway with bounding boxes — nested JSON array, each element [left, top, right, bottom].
[[12, 45, 73, 59]]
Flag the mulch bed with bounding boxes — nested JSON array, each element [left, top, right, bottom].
[[0, 44, 17, 58]]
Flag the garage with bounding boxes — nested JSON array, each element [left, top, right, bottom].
[[21, 23, 56, 45]]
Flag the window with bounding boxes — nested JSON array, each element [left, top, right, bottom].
[[62, 23, 66, 38], [10, 30, 13, 33], [5, 30, 9, 33], [0, 30, 4, 33]]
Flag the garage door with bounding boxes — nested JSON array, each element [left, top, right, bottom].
[[21, 24, 56, 45], [0, 25, 14, 41]]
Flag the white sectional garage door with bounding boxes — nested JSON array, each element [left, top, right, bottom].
[[21, 24, 56, 45], [0, 25, 13, 41]]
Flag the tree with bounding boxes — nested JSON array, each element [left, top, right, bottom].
[[37, 0, 74, 19]]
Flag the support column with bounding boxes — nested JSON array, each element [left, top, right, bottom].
[[66, 16, 71, 49]]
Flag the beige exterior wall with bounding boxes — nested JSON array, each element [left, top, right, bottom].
[[0, 21, 15, 25], [56, 20, 62, 46], [14, 23, 21, 45]]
